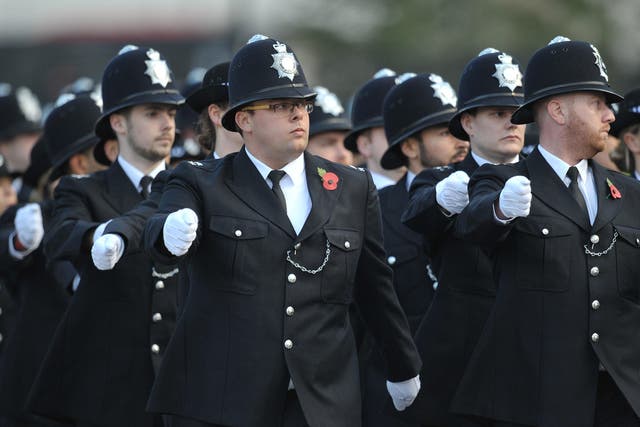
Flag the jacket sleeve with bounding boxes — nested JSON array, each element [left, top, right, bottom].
[[402, 167, 456, 244], [144, 164, 202, 265], [105, 170, 169, 255], [353, 170, 422, 382], [453, 163, 519, 247]]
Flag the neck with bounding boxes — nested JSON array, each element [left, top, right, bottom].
[[119, 153, 164, 175], [215, 134, 243, 158]]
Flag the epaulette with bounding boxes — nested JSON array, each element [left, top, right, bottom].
[[432, 165, 453, 172], [187, 161, 205, 168], [349, 165, 366, 172], [70, 174, 90, 179]]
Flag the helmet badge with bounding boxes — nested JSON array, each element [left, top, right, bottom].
[[492, 53, 522, 92], [271, 42, 298, 82], [144, 49, 172, 88], [429, 74, 457, 107], [590, 44, 608, 82]]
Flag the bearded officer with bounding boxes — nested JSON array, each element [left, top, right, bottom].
[[143, 34, 422, 427], [454, 36, 640, 427], [362, 71, 466, 427], [28, 45, 183, 427]]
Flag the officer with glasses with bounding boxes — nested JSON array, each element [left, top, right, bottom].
[[143, 34, 422, 427]]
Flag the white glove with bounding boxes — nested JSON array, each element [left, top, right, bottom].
[[14, 203, 44, 253], [435, 170, 470, 215], [163, 208, 198, 256], [91, 234, 125, 270], [498, 175, 531, 219], [92, 220, 112, 244], [386, 375, 421, 411]]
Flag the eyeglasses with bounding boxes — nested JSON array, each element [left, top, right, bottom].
[[242, 101, 314, 116]]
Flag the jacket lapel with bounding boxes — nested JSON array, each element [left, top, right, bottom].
[[382, 175, 422, 244], [224, 148, 296, 238], [527, 148, 590, 231], [296, 153, 342, 242], [591, 162, 624, 233], [103, 161, 143, 214]]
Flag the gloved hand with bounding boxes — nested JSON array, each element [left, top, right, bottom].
[[163, 208, 198, 256], [91, 234, 125, 270], [14, 203, 44, 254], [386, 375, 421, 411], [435, 170, 470, 215], [497, 175, 531, 219], [92, 220, 112, 244]]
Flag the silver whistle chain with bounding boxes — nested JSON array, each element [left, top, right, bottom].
[[584, 231, 618, 257], [286, 239, 331, 275]]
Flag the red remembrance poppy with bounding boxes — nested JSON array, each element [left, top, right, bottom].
[[322, 172, 339, 190], [606, 178, 622, 199]]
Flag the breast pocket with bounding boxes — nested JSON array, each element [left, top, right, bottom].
[[614, 224, 640, 304], [208, 215, 269, 295], [513, 217, 573, 292], [320, 228, 362, 304]]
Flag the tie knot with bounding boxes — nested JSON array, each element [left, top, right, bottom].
[[268, 170, 286, 186], [566, 166, 580, 182]]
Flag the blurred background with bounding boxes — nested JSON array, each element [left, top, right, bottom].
[[1, 0, 639, 106]]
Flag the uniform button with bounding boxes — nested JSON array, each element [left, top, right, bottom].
[[0, 333, 3, 343], [541, 228, 549, 236], [636, 238, 640, 247], [0, 307, 3, 316], [151, 344, 160, 354], [286, 306, 295, 316], [294, 242, 301, 250], [590, 266, 600, 277], [590, 234, 600, 244], [432, 281, 439, 290], [234, 229, 242, 237], [155, 280, 165, 290], [284, 339, 293, 349], [591, 333, 599, 343], [287, 273, 297, 283], [387, 256, 396, 265], [152, 313, 163, 322], [591, 300, 600, 310], [344, 241, 351, 249]]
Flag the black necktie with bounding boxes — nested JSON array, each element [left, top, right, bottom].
[[139, 175, 153, 199], [566, 166, 588, 216], [268, 170, 287, 213]]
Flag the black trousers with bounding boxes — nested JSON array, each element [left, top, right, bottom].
[[166, 390, 309, 427]]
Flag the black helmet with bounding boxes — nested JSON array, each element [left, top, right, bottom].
[[22, 136, 51, 189], [95, 45, 184, 140], [449, 48, 524, 140], [186, 62, 231, 114], [381, 73, 458, 169], [309, 86, 351, 137], [511, 36, 623, 124], [0, 84, 42, 141], [343, 69, 397, 152], [221, 35, 316, 132], [45, 94, 102, 181], [610, 88, 640, 137]]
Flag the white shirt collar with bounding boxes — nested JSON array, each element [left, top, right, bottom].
[[405, 171, 416, 191], [244, 148, 306, 186], [370, 171, 396, 190], [635, 170, 640, 181], [471, 150, 519, 166], [117, 156, 166, 191], [537, 145, 588, 184], [213, 151, 221, 159]]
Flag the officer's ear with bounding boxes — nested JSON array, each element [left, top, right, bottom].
[[235, 110, 253, 134], [546, 97, 567, 125], [355, 130, 372, 158], [400, 138, 419, 160], [460, 112, 475, 138], [208, 104, 224, 127], [109, 112, 128, 136]]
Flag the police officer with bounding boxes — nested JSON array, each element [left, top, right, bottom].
[[454, 36, 640, 426], [361, 72, 465, 427], [401, 48, 526, 427], [344, 70, 405, 189], [28, 45, 183, 427], [0, 94, 109, 427], [0, 84, 42, 202], [611, 88, 640, 179], [142, 34, 422, 427], [306, 86, 353, 165], [185, 61, 243, 159]]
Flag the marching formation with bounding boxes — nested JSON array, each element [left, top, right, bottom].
[[0, 33, 638, 427]]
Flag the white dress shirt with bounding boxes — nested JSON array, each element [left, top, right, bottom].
[[405, 170, 416, 192], [538, 145, 597, 224], [245, 149, 312, 235], [370, 171, 396, 190]]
